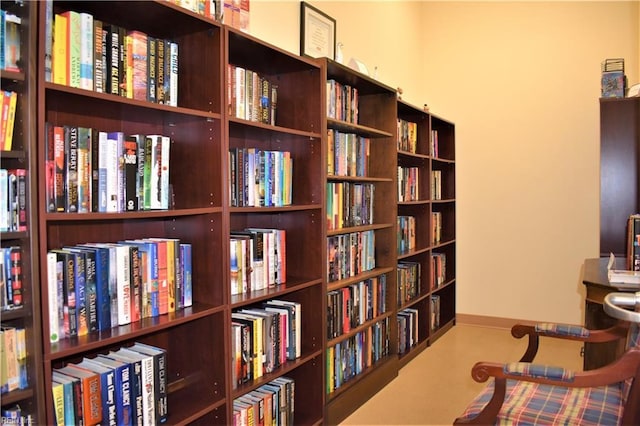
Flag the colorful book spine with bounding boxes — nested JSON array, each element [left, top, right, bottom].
[[53, 13, 68, 85], [79, 12, 94, 90]]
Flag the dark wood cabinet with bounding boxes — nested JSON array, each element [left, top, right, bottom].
[[0, 1, 45, 422], [599, 97, 640, 257]]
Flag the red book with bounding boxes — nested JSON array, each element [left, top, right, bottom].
[[9, 246, 22, 306]]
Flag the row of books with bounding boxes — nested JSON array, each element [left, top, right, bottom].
[[326, 79, 359, 124], [46, 8, 178, 106], [397, 118, 418, 154], [431, 170, 442, 200], [1, 90, 18, 150], [233, 376, 295, 426], [397, 308, 419, 355], [327, 129, 370, 177], [430, 295, 441, 332], [0, 246, 22, 310], [228, 64, 278, 125], [45, 125, 172, 213], [430, 129, 439, 158], [397, 261, 420, 305], [627, 213, 640, 271], [52, 342, 167, 426], [221, 0, 250, 33], [431, 252, 446, 289], [398, 166, 419, 202], [1, 10, 21, 72], [0, 325, 27, 394], [46, 238, 192, 343], [326, 182, 375, 231], [326, 274, 387, 339], [0, 168, 27, 233], [397, 215, 416, 254], [228, 148, 292, 208], [231, 300, 301, 387], [327, 230, 376, 283], [432, 212, 442, 245], [168, 0, 221, 21], [326, 318, 390, 394], [230, 228, 286, 296]]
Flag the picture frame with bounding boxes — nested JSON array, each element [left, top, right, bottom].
[[300, 1, 336, 60]]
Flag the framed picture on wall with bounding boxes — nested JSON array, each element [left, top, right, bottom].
[[300, 1, 336, 60]]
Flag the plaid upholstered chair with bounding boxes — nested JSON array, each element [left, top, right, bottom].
[[455, 292, 640, 425]]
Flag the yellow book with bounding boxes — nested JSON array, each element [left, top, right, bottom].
[[165, 238, 176, 312], [126, 34, 133, 99], [53, 13, 68, 85], [51, 381, 65, 426], [4, 91, 18, 150]]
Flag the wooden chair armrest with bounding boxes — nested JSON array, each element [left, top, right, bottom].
[[472, 346, 640, 387], [512, 322, 628, 362]]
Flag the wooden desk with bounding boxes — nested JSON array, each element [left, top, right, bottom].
[[582, 257, 629, 369]]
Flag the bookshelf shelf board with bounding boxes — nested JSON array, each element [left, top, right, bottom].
[[0, 69, 25, 82], [230, 277, 323, 307], [398, 292, 430, 310], [326, 266, 395, 292], [0, 231, 29, 241], [45, 303, 221, 360], [326, 223, 393, 236], [398, 149, 430, 159], [327, 118, 394, 139], [327, 311, 395, 347], [229, 204, 323, 213], [398, 199, 431, 206], [0, 306, 28, 321], [0, 150, 26, 160], [397, 247, 430, 259], [0, 388, 35, 407], [44, 84, 222, 118], [229, 118, 322, 139], [42, 207, 222, 221], [326, 175, 393, 183]]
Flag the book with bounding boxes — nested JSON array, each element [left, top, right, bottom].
[[7, 169, 27, 231], [128, 30, 148, 101], [53, 125, 67, 212], [65, 125, 79, 212], [106, 131, 123, 212], [180, 243, 192, 308], [127, 342, 167, 423], [44, 1, 54, 82], [47, 252, 62, 343], [103, 23, 120, 96], [62, 10, 81, 89], [628, 214, 640, 271], [123, 136, 139, 211], [79, 12, 94, 90], [53, 13, 68, 85], [93, 19, 105, 93], [105, 350, 143, 426], [3, 90, 17, 150], [608, 253, 640, 286], [168, 41, 178, 106], [77, 127, 92, 213], [147, 36, 156, 103], [51, 379, 66, 426], [75, 358, 117, 426], [78, 245, 111, 331]]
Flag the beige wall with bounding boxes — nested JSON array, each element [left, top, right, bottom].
[[249, 1, 639, 324]]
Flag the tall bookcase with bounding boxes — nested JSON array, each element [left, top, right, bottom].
[[426, 113, 456, 343], [225, 27, 325, 425], [321, 58, 399, 425], [1, 0, 45, 422], [36, 2, 228, 424], [395, 101, 456, 365]]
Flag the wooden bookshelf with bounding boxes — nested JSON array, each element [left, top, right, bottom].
[[36, 2, 228, 424], [321, 58, 399, 425], [0, 1, 45, 422], [395, 101, 456, 366], [225, 26, 325, 425]]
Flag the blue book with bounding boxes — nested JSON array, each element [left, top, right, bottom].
[[180, 243, 192, 307], [76, 358, 117, 426], [107, 350, 144, 426], [92, 355, 133, 426], [78, 244, 111, 331], [62, 249, 88, 337]]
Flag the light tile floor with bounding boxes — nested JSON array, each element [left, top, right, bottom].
[[340, 323, 584, 426]]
